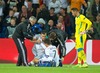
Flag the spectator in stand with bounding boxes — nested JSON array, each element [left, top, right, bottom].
[[43, 0, 51, 8], [24, 0, 28, 8], [37, 18, 46, 31], [31, 18, 45, 35], [18, 5, 31, 23], [36, 7, 40, 18], [3, 0, 9, 18], [92, 13, 100, 39], [68, 0, 87, 12], [87, 26, 99, 39], [47, 19, 56, 32], [7, 17, 16, 38], [59, 0, 68, 9], [31, 0, 40, 10], [3, 9, 15, 26], [82, 0, 88, 16], [59, 8, 72, 38], [17, 0, 24, 12], [7, 0, 18, 9], [91, 0, 100, 21], [48, 7, 57, 26], [0, 0, 5, 17], [13, 6, 19, 18], [37, 4, 49, 22], [27, 1, 36, 17], [57, 15, 65, 31], [0, 16, 8, 38], [85, 0, 92, 19], [0, 16, 2, 32], [0, 16, 3, 37], [56, 22, 63, 30], [48, 0, 62, 14]]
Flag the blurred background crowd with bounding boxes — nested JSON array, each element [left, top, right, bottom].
[[0, 0, 100, 39]]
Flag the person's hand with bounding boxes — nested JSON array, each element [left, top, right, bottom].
[[61, 57, 64, 62], [80, 31, 85, 35], [80, 31, 87, 35], [36, 39, 41, 44]]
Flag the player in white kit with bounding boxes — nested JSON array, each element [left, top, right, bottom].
[[29, 31, 47, 66], [38, 38, 59, 67]]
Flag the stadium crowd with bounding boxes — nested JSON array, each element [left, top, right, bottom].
[[0, 0, 100, 39]]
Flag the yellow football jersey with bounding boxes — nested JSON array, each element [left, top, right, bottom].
[[75, 14, 92, 38]]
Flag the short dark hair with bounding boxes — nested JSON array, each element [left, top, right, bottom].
[[60, 7, 66, 11], [50, 7, 55, 11], [43, 38, 51, 45], [49, 32, 57, 40], [71, 8, 79, 11]]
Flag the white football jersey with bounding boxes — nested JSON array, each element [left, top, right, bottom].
[[32, 34, 46, 58], [40, 45, 59, 66]]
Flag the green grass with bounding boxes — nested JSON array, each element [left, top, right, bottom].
[[0, 64, 100, 73]]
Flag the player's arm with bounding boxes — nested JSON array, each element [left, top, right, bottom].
[[32, 45, 37, 56], [31, 39, 41, 44], [31, 35, 41, 44], [80, 15, 92, 35], [82, 15, 92, 30], [22, 24, 34, 40]]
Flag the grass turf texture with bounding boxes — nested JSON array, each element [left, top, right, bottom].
[[0, 64, 100, 73]]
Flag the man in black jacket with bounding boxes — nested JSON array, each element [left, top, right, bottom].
[[12, 16, 36, 66], [48, 29, 68, 67]]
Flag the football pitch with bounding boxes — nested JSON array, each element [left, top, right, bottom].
[[0, 64, 100, 73]]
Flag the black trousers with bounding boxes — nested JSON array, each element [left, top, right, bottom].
[[57, 44, 66, 59], [13, 38, 28, 66]]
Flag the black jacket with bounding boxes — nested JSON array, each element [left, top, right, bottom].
[[49, 29, 68, 57], [12, 20, 34, 40]]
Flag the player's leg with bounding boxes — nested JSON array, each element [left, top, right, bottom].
[[75, 36, 83, 67], [75, 35, 88, 68], [81, 35, 88, 68], [58, 45, 63, 67], [13, 38, 23, 66], [33, 58, 40, 66], [17, 51, 22, 66], [17, 38, 28, 66], [80, 50, 88, 68]]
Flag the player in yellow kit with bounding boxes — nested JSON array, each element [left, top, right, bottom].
[[71, 8, 92, 68]]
